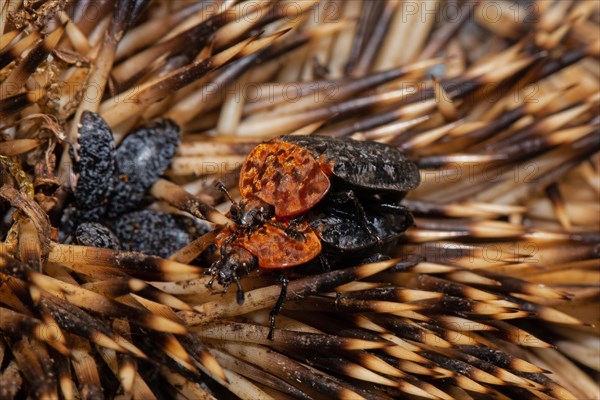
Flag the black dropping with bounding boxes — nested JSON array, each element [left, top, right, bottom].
[[108, 119, 180, 218], [60, 205, 107, 243], [109, 210, 209, 258], [75, 222, 121, 250], [62, 113, 190, 257], [67, 113, 179, 220], [69, 111, 115, 212]]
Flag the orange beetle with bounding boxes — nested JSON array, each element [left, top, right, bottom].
[[238, 140, 331, 218], [208, 140, 329, 305]]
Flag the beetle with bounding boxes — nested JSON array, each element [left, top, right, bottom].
[[307, 198, 414, 263], [210, 218, 322, 305], [208, 135, 420, 331], [234, 135, 420, 222], [278, 135, 420, 195]]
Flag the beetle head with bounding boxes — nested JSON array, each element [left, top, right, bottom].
[[210, 246, 257, 304]]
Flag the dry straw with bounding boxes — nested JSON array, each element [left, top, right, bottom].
[[1, 1, 599, 399]]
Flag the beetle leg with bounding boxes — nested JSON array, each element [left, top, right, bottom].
[[332, 190, 383, 248], [334, 292, 342, 308], [319, 254, 331, 272], [287, 215, 305, 231], [234, 274, 245, 305], [268, 275, 289, 340], [371, 201, 409, 215], [354, 204, 384, 250], [207, 266, 217, 289], [360, 253, 391, 264], [220, 229, 240, 256], [265, 220, 304, 241]]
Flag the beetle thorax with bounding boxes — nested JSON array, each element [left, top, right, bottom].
[[230, 197, 274, 228]]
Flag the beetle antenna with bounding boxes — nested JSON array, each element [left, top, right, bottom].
[[216, 181, 235, 205], [265, 220, 304, 241]]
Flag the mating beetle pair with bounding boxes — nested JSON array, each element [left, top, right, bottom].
[[208, 135, 421, 309], [66, 112, 420, 326]]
